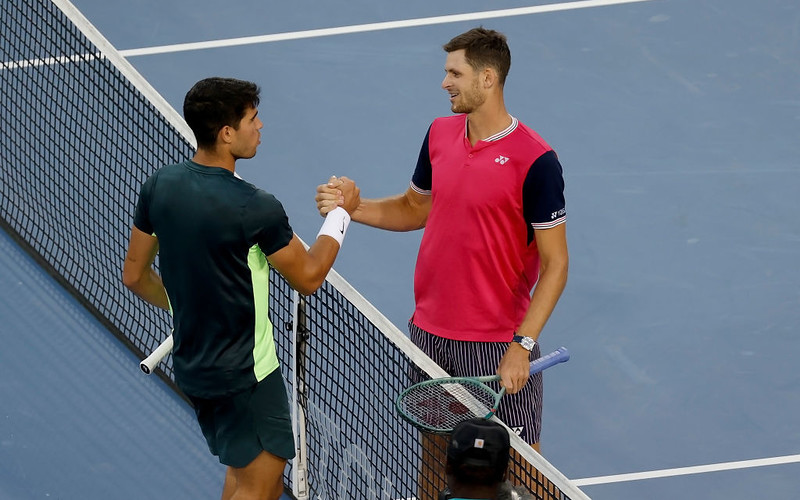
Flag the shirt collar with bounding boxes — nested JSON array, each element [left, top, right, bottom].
[[464, 115, 519, 142]]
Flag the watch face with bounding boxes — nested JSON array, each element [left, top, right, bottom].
[[514, 335, 535, 351]]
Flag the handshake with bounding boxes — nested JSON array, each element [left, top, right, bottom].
[[315, 175, 360, 217]]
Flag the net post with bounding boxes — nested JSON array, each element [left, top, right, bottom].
[[290, 290, 310, 500]]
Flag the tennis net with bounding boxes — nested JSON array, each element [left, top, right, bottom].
[[0, 1, 589, 499]]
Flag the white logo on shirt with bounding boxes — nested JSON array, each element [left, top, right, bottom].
[[494, 155, 509, 165]]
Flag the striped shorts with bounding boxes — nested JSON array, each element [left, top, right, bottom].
[[409, 321, 543, 444]]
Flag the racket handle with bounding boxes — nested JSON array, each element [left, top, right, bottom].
[[140, 334, 173, 374], [529, 346, 570, 375]]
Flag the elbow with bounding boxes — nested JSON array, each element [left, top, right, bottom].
[[122, 267, 142, 292], [556, 257, 569, 282], [293, 275, 327, 296], [294, 284, 316, 296], [295, 284, 322, 296], [541, 255, 569, 284], [122, 273, 135, 291], [122, 278, 138, 294], [558, 255, 570, 277]]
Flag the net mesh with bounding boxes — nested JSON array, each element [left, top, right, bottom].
[[0, 1, 586, 499], [0, 0, 188, 388]]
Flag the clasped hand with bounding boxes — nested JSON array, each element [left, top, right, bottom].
[[316, 175, 360, 215]]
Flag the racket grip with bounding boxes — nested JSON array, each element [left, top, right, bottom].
[[528, 346, 570, 375], [140, 334, 173, 374]]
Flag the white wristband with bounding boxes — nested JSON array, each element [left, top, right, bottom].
[[316, 207, 351, 247]]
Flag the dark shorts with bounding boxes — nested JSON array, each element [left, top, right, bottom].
[[409, 321, 543, 444], [188, 369, 296, 467]]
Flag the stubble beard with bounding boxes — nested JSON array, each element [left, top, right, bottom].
[[451, 79, 485, 114]]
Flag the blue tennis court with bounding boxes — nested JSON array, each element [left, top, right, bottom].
[[0, 228, 225, 498], [2, 0, 799, 498]]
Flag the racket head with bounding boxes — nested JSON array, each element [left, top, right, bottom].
[[396, 376, 503, 434]]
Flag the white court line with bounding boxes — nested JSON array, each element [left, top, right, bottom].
[[572, 453, 800, 486], [118, 0, 656, 57]]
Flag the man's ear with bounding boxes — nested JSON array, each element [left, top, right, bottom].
[[218, 124, 234, 145], [483, 67, 497, 89]]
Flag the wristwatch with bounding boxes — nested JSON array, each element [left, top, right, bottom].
[[512, 335, 536, 352]]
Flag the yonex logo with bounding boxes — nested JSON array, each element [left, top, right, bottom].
[[494, 155, 509, 165], [551, 208, 566, 220], [511, 426, 524, 436]]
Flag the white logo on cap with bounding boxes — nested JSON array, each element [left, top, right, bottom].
[[474, 438, 485, 449]]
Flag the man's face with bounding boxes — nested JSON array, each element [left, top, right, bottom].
[[441, 49, 486, 114], [230, 106, 262, 160]]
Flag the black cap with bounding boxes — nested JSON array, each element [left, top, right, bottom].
[[447, 418, 510, 471]]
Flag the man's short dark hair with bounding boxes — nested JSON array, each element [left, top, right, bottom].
[[443, 27, 511, 85], [183, 77, 261, 148]]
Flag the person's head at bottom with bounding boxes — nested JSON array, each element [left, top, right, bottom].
[[440, 418, 510, 500]]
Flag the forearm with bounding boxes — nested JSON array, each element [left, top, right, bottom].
[[268, 233, 343, 296], [498, 264, 568, 393], [294, 236, 341, 294], [499, 241, 568, 393], [516, 259, 568, 341], [352, 194, 428, 231]]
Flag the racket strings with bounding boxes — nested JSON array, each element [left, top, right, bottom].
[[399, 380, 497, 432]]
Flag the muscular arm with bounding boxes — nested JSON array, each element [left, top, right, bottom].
[[122, 226, 170, 310], [317, 180, 431, 232], [352, 186, 431, 231], [266, 234, 341, 296], [497, 223, 569, 394]]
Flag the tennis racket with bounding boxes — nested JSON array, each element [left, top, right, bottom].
[[139, 334, 173, 374], [396, 346, 569, 433]]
